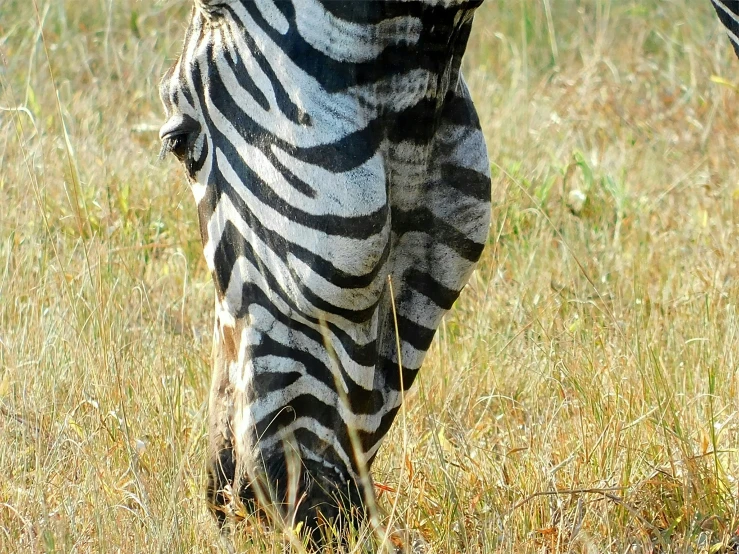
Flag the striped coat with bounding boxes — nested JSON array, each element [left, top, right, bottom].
[[160, 0, 491, 538]]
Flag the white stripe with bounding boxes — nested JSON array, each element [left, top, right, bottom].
[[295, 0, 422, 63], [254, 0, 289, 34]]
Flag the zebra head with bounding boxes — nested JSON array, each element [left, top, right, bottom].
[[159, 0, 490, 542]]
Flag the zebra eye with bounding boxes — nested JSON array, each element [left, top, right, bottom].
[[163, 135, 189, 161], [159, 113, 201, 162]]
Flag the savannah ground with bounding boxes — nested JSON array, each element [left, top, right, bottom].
[[1, 1, 738, 552]]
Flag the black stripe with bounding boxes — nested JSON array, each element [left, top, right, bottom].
[[439, 164, 491, 202], [403, 268, 459, 311], [379, 355, 419, 393], [253, 370, 303, 396], [394, 314, 436, 352], [393, 206, 486, 262]]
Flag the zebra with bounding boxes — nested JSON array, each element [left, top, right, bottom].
[[712, 0, 739, 58], [159, 0, 491, 542]]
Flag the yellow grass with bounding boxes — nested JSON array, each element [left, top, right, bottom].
[[1, 1, 738, 552]]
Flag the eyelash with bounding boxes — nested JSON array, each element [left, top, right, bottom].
[[159, 135, 189, 161]]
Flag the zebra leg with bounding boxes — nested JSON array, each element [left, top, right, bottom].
[[370, 76, 492, 459]]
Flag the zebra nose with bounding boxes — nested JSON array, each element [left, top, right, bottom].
[[159, 113, 200, 141]]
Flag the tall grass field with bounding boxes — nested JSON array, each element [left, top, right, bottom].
[[1, 1, 738, 552]]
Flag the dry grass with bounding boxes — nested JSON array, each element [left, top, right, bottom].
[[1, 1, 738, 552]]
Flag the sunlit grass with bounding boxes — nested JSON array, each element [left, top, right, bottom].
[[1, 1, 738, 552]]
